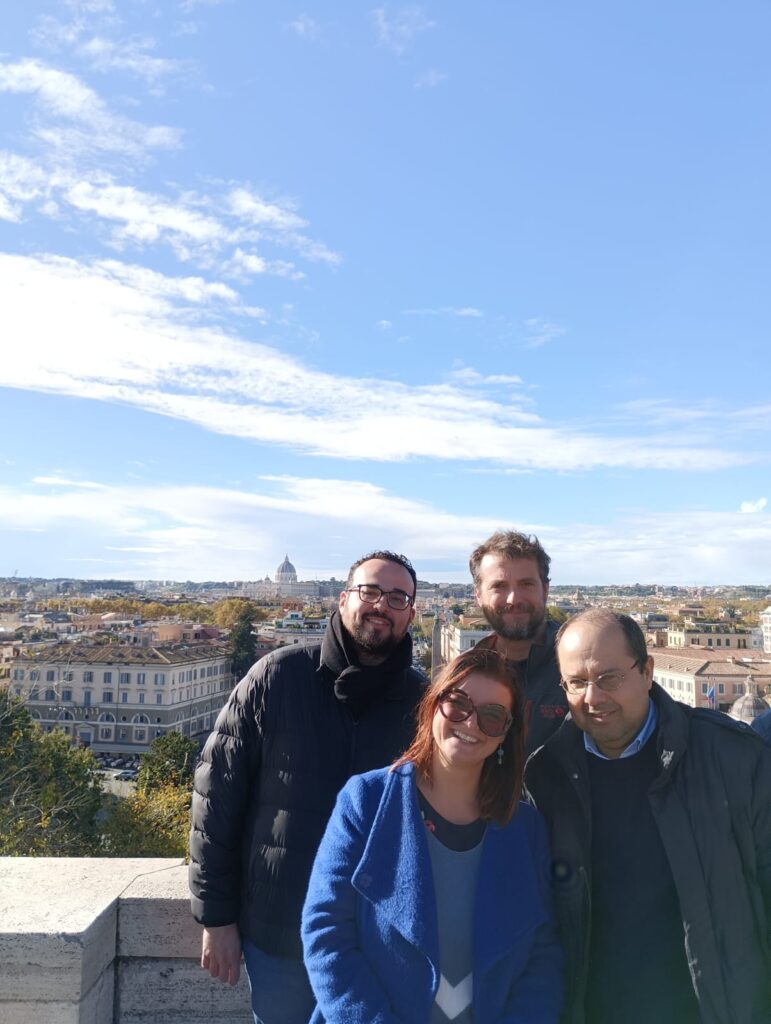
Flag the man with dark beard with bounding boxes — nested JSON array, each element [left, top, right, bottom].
[[189, 551, 424, 1024], [470, 530, 567, 753]]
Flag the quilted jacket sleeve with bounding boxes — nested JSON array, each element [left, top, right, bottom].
[[188, 660, 265, 927]]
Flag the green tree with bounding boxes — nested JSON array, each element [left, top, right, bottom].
[[0, 689, 103, 855], [100, 783, 191, 858], [137, 731, 199, 794], [231, 609, 259, 678]]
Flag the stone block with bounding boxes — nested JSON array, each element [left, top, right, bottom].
[[118, 863, 201, 959], [115, 959, 252, 1023]]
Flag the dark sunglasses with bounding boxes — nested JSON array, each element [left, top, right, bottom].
[[438, 687, 512, 738]]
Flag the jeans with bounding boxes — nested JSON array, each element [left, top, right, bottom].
[[242, 941, 316, 1024]]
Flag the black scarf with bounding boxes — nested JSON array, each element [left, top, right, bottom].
[[322, 608, 413, 717]]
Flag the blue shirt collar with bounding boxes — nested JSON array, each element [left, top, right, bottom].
[[583, 697, 658, 761]]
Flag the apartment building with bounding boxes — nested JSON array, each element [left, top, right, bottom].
[[652, 650, 771, 714], [8, 641, 233, 754]]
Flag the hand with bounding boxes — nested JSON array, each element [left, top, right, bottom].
[[201, 923, 242, 985]]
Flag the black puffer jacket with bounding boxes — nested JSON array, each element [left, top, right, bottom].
[[189, 617, 425, 959], [524, 684, 771, 1024]]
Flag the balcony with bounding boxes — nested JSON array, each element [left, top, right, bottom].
[[0, 857, 252, 1023]]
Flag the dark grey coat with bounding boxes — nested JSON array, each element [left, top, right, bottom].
[[524, 684, 771, 1024], [189, 630, 425, 959]]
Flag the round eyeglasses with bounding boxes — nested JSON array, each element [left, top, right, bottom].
[[346, 584, 413, 610], [438, 687, 512, 738], [561, 659, 641, 696]]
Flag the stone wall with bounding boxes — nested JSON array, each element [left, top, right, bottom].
[[0, 858, 252, 1024]]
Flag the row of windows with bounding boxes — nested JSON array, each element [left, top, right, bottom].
[[12, 664, 229, 684], [657, 676, 741, 697]]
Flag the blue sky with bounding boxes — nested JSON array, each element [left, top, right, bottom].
[[2, 1, 770, 585]]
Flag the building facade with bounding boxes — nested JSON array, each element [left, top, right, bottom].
[[8, 641, 233, 753]]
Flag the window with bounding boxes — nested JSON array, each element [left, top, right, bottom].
[[725, 639, 731, 647], [154, 673, 165, 685], [122, 692, 128, 704], [120, 672, 131, 685], [156, 693, 163, 705], [46, 670, 55, 682], [716, 639, 722, 647], [63, 671, 74, 681], [137, 672, 145, 685], [45, 689, 56, 701], [718, 683, 725, 695], [83, 671, 93, 683], [103, 671, 112, 683], [62, 689, 72, 702], [707, 639, 712, 647], [12, 669, 23, 681], [139, 692, 145, 705], [701, 683, 708, 694], [733, 683, 743, 695], [84, 691, 92, 706], [30, 670, 39, 682], [102, 690, 114, 703], [135, 729, 146, 742]]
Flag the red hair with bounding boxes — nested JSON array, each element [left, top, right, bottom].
[[393, 647, 525, 825]]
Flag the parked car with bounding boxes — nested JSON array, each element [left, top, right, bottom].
[[115, 770, 138, 782]]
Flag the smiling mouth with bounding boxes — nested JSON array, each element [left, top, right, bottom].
[[451, 729, 479, 745]]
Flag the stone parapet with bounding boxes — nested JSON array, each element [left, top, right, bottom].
[[0, 858, 251, 1024]]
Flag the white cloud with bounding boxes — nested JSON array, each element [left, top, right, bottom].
[[0, 252, 753, 474], [0, 58, 180, 158], [77, 37, 188, 85], [2, 476, 771, 584], [286, 14, 320, 38], [739, 497, 767, 514], [373, 7, 436, 55], [414, 69, 447, 89], [377, 320, 392, 330], [32, 476, 108, 489], [404, 306, 483, 318], [524, 318, 565, 348]]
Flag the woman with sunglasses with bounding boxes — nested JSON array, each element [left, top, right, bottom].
[[301, 646, 563, 1023]]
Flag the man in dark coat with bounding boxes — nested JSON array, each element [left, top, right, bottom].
[[189, 550, 425, 1024], [469, 530, 567, 753], [525, 608, 771, 1024]]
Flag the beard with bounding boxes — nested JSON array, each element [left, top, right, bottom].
[[348, 612, 402, 658], [480, 602, 545, 642]]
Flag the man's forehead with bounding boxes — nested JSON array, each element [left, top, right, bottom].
[[558, 622, 625, 660], [479, 554, 541, 580]]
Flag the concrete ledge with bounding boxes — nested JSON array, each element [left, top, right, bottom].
[[116, 960, 251, 1023], [0, 858, 254, 1023]]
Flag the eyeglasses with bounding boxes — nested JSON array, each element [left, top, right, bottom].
[[438, 687, 512, 738], [561, 659, 641, 696], [346, 584, 413, 610]]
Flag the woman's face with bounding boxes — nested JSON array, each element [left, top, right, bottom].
[[431, 671, 512, 771]]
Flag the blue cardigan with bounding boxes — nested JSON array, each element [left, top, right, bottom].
[[301, 763, 563, 1023]]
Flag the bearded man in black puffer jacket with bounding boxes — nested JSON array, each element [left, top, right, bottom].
[[189, 550, 425, 1024]]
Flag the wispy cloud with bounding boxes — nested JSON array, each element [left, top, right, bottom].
[[3, 476, 771, 583], [524, 317, 565, 348], [404, 306, 483, 318], [286, 14, 320, 39], [414, 69, 446, 89], [0, 58, 180, 159], [373, 6, 436, 55], [1, 253, 753, 474], [739, 497, 767, 514], [32, 476, 108, 490]]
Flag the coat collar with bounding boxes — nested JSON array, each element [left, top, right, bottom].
[[352, 763, 547, 974]]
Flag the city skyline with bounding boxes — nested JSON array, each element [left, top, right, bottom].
[[2, 2, 771, 584]]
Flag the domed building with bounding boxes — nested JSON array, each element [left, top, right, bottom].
[[728, 677, 771, 725], [275, 554, 298, 585]]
